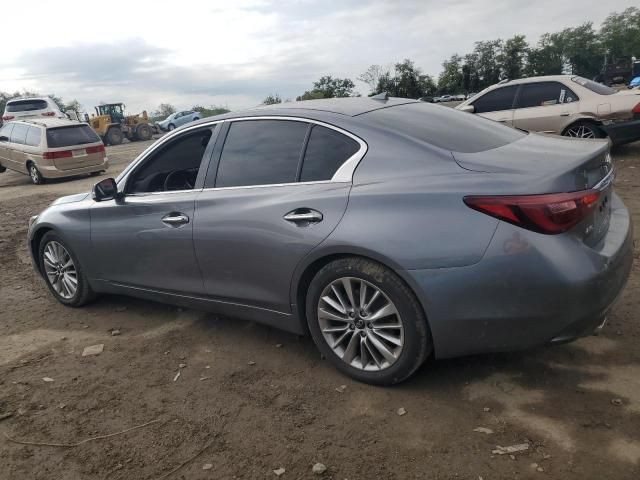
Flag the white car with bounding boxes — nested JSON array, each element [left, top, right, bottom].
[[456, 75, 640, 145], [2, 97, 65, 123]]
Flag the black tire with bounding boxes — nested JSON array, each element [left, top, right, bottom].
[[306, 257, 432, 385], [193, 117, 200, 122], [136, 123, 153, 141], [106, 127, 124, 145], [0, 164, 6, 173], [38, 231, 95, 307], [562, 121, 605, 140], [27, 162, 45, 185], [168, 123, 175, 131]]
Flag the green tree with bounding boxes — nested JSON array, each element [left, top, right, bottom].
[[358, 65, 387, 94], [64, 99, 83, 114], [151, 103, 176, 121], [472, 40, 503, 89], [499, 35, 529, 80], [297, 76, 356, 100], [525, 33, 564, 76], [374, 59, 436, 98], [600, 7, 640, 58], [263, 94, 282, 105], [438, 54, 464, 94], [191, 105, 230, 118]]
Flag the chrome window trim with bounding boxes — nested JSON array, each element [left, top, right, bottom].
[[117, 115, 368, 192]]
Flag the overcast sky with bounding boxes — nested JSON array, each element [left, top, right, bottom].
[[0, 0, 635, 114]]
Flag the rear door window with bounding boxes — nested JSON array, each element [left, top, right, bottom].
[[6, 99, 48, 112], [214, 120, 308, 188], [9, 123, 29, 144], [471, 86, 518, 113], [46, 125, 100, 148], [300, 125, 360, 182], [516, 82, 578, 108], [25, 126, 42, 147]]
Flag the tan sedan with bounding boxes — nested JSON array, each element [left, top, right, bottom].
[[456, 75, 640, 145], [0, 118, 108, 184]]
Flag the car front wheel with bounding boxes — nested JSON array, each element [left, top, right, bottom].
[[39, 231, 95, 307], [306, 257, 431, 385]]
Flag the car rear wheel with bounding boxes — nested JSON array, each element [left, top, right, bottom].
[[563, 122, 605, 140], [28, 163, 45, 185], [306, 257, 431, 385], [39, 231, 95, 307]]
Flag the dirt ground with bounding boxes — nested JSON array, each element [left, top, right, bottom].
[[0, 139, 639, 480]]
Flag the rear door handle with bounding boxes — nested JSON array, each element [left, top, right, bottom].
[[283, 208, 323, 225], [162, 212, 189, 227]]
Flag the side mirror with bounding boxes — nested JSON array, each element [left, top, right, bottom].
[[459, 105, 476, 113], [92, 178, 119, 202], [0, 135, 8, 142]]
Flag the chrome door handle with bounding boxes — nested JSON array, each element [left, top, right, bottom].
[[162, 212, 189, 227], [283, 209, 323, 224]]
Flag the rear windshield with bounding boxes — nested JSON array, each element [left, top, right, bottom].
[[363, 102, 526, 153], [46, 125, 101, 148], [571, 76, 616, 95], [6, 99, 48, 112]]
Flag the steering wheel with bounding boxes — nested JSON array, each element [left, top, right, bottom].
[[163, 170, 194, 191]]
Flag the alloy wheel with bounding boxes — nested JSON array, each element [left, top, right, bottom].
[[30, 166, 40, 183], [43, 241, 78, 299], [565, 125, 596, 139], [317, 277, 404, 371]]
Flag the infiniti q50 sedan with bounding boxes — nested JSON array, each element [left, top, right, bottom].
[[28, 97, 633, 385]]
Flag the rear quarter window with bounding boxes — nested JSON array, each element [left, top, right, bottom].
[[9, 123, 29, 144], [363, 102, 526, 153], [571, 76, 616, 95], [6, 99, 48, 112], [25, 126, 42, 147], [46, 125, 100, 148]]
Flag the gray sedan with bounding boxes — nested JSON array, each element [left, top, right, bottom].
[[28, 97, 633, 385]]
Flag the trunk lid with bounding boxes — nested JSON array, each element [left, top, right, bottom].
[[454, 133, 613, 245]]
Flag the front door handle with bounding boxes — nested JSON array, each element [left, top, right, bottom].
[[162, 212, 189, 227], [283, 208, 323, 225]]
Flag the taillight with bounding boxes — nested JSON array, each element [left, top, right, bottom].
[[632, 102, 640, 114], [464, 190, 601, 234], [43, 150, 73, 160], [85, 145, 105, 154], [41, 111, 56, 117], [2, 115, 14, 121]]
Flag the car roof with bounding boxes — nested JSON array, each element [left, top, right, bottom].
[[9, 118, 85, 129], [493, 75, 575, 86], [245, 97, 420, 117], [6, 96, 51, 103]]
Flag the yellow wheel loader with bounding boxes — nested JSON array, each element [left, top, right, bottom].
[[89, 103, 154, 145]]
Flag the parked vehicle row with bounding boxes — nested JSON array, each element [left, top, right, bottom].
[[456, 75, 640, 145], [0, 119, 108, 184], [28, 97, 632, 384]]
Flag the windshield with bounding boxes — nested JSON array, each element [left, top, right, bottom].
[[571, 76, 617, 95]]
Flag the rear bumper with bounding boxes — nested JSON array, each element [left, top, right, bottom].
[[406, 193, 633, 359], [601, 118, 640, 146], [39, 157, 109, 179]]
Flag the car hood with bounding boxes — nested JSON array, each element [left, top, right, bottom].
[[51, 192, 90, 206]]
